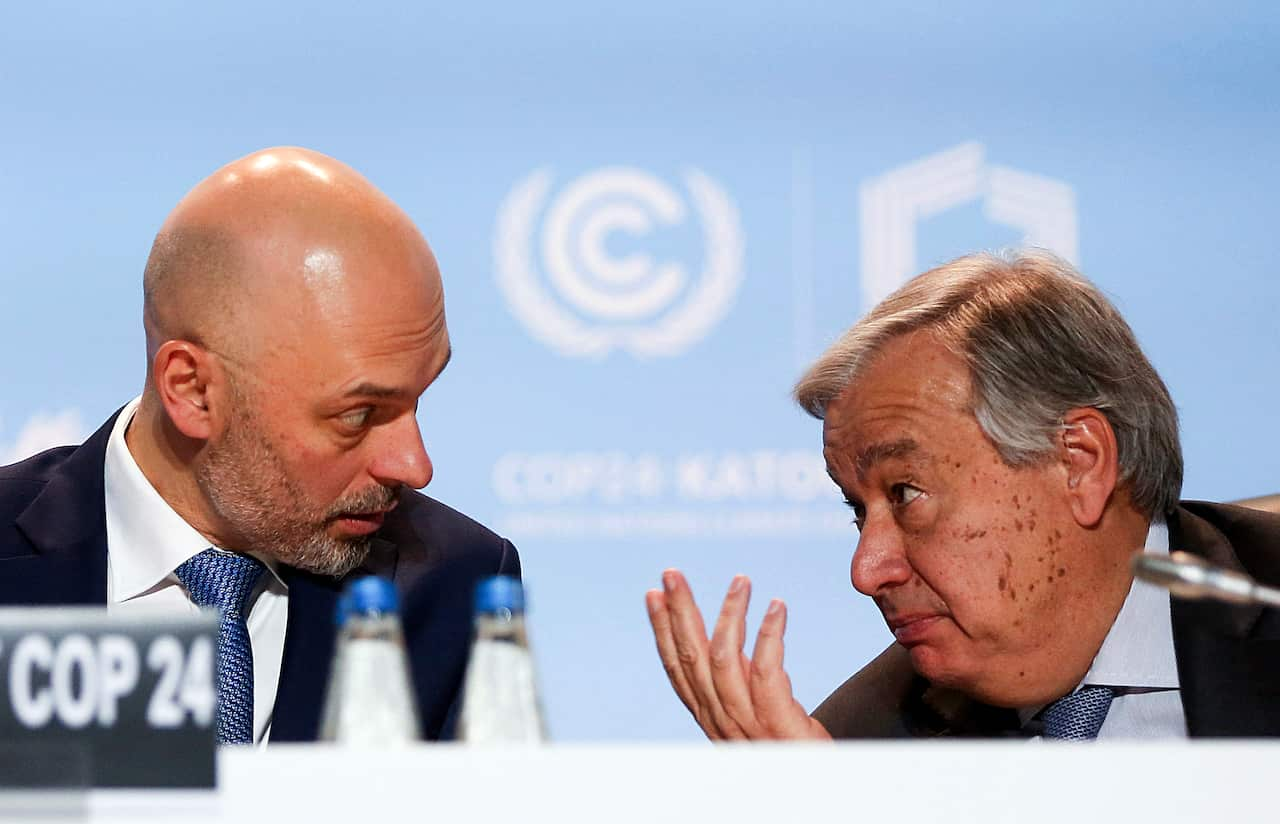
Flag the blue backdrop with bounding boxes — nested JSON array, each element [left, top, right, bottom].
[[3, 1, 1278, 740]]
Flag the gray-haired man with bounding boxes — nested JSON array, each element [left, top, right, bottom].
[[647, 249, 1280, 739]]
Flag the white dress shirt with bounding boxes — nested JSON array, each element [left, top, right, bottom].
[[103, 397, 288, 746], [1024, 520, 1185, 739]]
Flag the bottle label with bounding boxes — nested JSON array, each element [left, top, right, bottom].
[[320, 637, 420, 745], [460, 639, 544, 743]]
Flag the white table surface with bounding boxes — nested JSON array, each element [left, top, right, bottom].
[[0, 741, 1269, 824]]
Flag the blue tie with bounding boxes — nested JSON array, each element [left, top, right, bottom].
[[1041, 685, 1115, 740], [174, 548, 266, 745]]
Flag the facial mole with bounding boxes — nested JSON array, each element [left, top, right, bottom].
[[998, 576, 1007, 591], [1057, 567, 1066, 578]]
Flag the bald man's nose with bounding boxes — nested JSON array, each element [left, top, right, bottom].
[[370, 412, 433, 490]]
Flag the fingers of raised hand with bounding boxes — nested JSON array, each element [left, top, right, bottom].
[[708, 575, 764, 738], [646, 570, 734, 738], [664, 569, 754, 739], [747, 599, 822, 739], [649, 574, 828, 741], [646, 588, 702, 721]]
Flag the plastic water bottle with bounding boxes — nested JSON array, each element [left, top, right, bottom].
[[458, 576, 546, 743], [319, 576, 421, 744]]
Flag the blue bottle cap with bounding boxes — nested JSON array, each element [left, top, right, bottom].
[[475, 576, 525, 614], [345, 575, 399, 616]]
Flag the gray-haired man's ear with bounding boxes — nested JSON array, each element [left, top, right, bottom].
[[1059, 407, 1120, 528]]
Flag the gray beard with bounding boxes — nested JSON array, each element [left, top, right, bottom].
[[196, 411, 387, 578]]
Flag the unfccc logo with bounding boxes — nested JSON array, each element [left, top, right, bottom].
[[494, 167, 744, 358], [860, 142, 1079, 309]]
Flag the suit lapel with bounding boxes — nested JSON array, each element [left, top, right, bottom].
[[269, 566, 342, 742], [1169, 504, 1280, 736], [3, 413, 118, 605]]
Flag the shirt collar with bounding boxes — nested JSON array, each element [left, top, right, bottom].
[[103, 397, 285, 602], [1082, 519, 1179, 690]]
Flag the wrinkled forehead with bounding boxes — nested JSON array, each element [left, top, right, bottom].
[[229, 286, 449, 406], [820, 340, 983, 482], [824, 336, 972, 425]]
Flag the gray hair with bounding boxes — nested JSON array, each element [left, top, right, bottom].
[[794, 249, 1182, 518]]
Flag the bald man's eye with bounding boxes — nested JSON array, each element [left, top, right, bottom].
[[338, 407, 373, 431]]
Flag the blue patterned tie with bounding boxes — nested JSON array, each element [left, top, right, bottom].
[[174, 548, 266, 745], [1041, 685, 1115, 740]]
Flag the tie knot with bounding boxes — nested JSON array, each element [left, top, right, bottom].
[[175, 548, 266, 619], [1041, 685, 1115, 740]]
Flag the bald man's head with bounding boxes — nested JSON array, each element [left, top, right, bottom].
[[141, 147, 442, 368], [142, 225, 241, 353], [132, 147, 450, 574]]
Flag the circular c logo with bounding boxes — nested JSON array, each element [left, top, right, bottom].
[[494, 166, 744, 358]]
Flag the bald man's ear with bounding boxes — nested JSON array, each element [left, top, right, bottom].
[[1058, 408, 1120, 528], [152, 340, 217, 441]]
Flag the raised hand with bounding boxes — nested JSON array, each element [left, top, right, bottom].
[[645, 569, 832, 741]]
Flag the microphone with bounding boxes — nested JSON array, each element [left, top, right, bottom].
[[1132, 551, 1280, 608]]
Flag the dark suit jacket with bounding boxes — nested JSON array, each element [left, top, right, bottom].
[[0, 411, 520, 742], [812, 501, 1280, 738]]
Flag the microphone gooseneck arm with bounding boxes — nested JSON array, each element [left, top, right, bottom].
[[1131, 551, 1280, 608]]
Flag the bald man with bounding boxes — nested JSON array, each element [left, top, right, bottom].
[[0, 148, 519, 744]]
